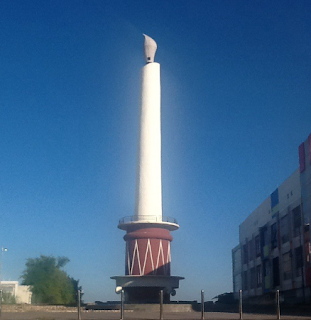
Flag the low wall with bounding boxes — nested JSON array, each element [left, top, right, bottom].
[[126, 303, 194, 312], [3, 303, 194, 313], [2, 305, 78, 313]]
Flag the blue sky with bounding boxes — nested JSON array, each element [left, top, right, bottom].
[[1, 0, 311, 302]]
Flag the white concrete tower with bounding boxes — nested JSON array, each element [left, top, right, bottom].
[[135, 34, 162, 221], [112, 35, 183, 303]]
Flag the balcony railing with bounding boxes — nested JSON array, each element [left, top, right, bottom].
[[118, 215, 178, 225]]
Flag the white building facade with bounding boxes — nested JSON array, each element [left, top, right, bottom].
[[0, 281, 32, 304], [232, 133, 311, 304]]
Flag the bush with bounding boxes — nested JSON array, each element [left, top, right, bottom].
[[2, 292, 16, 304]]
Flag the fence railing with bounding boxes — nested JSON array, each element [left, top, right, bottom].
[[118, 215, 178, 225]]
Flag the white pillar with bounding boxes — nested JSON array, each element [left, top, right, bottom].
[[135, 62, 162, 221]]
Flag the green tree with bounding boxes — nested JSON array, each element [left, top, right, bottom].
[[2, 292, 16, 304], [21, 255, 81, 305]]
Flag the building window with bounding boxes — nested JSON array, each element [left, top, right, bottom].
[[283, 252, 292, 280], [262, 227, 268, 246], [243, 243, 248, 264], [273, 257, 280, 287], [295, 246, 303, 277], [249, 238, 255, 261], [271, 223, 278, 249], [261, 226, 270, 258], [263, 260, 270, 278], [255, 235, 260, 257], [293, 206, 302, 238], [243, 271, 248, 291], [280, 215, 290, 244], [250, 267, 256, 289], [256, 265, 262, 287], [271, 189, 279, 208]]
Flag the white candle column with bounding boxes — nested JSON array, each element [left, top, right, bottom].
[[112, 35, 183, 304], [135, 62, 162, 221]]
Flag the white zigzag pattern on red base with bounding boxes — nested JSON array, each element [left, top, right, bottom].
[[126, 239, 171, 276]]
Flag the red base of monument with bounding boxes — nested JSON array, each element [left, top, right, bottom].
[[124, 227, 172, 276]]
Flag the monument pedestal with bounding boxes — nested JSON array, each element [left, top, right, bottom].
[[111, 275, 184, 303]]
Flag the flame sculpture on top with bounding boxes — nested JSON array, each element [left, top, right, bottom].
[[143, 34, 157, 63], [112, 34, 183, 303]]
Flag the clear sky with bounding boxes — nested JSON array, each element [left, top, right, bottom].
[[1, 0, 311, 303]]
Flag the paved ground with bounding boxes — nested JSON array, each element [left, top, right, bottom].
[[2, 310, 311, 320]]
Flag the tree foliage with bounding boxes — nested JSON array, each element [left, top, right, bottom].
[[21, 255, 81, 305], [2, 292, 16, 304]]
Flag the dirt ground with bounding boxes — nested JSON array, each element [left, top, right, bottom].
[[2, 310, 311, 320]]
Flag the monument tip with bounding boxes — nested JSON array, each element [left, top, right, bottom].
[[143, 34, 157, 63]]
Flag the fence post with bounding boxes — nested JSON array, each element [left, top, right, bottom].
[[77, 289, 81, 320], [239, 290, 243, 320], [0, 290, 2, 318], [159, 290, 163, 320], [201, 290, 205, 320], [120, 290, 124, 320], [276, 290, 280, 320]]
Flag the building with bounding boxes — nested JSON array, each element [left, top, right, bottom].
[[232, 133, 311, 304], [0, 281, 32, 304]]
